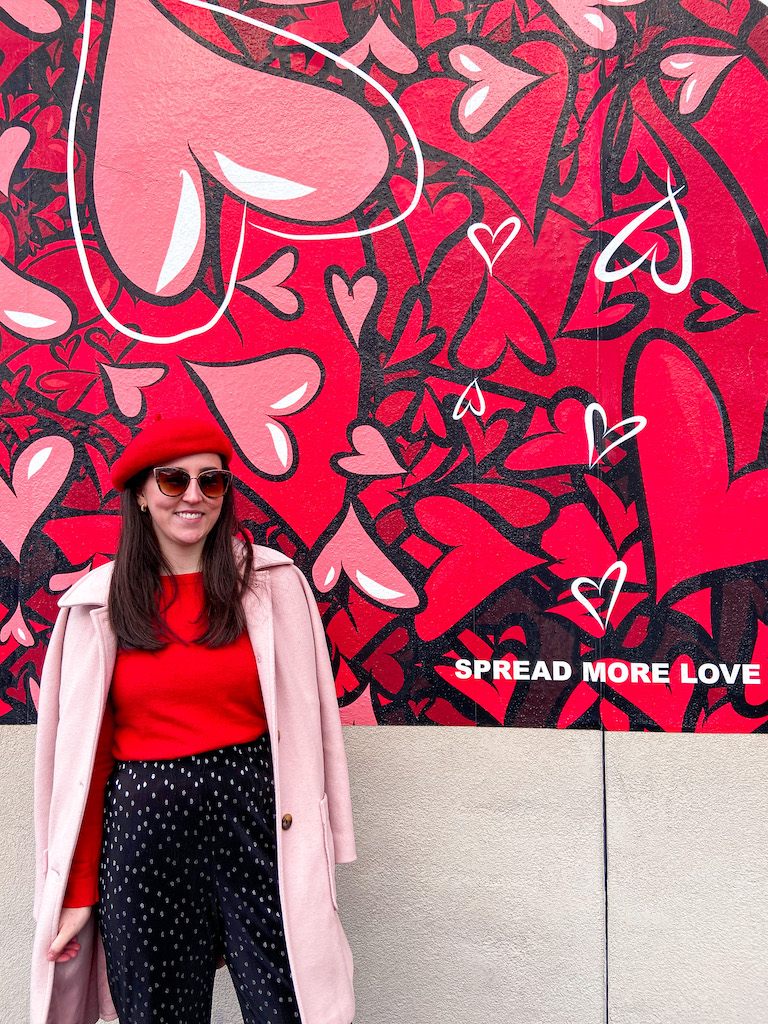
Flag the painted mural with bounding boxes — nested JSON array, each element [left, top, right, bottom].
[[1, 0, 768, 729]]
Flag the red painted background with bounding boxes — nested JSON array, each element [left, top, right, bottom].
[[2, 0, 768, 730]]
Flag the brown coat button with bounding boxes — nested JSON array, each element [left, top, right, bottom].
[[277, 730, 281, 742], [281, 813, 292, 830]]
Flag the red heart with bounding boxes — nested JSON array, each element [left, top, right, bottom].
[[634, 336, 768, 599], [414, 496, 544, 641]]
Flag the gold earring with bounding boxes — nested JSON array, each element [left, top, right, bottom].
[[140, 503, 148, 513]]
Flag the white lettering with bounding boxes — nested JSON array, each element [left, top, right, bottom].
[[455, 659, 472, 680], [651, 662, 669, 683]]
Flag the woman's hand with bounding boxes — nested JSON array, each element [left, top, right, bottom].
[[47, 905, 92, 962]]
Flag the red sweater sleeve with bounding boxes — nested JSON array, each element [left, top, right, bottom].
[[63, 700, 116, 907]]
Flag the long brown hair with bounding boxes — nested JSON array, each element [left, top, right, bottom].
[[108, 473, 254, 650]]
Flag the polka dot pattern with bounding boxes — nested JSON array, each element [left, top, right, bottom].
[[98, 734, 301, 1024]]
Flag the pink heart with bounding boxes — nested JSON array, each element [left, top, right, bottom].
[[49, 564, 93, 592], [239, 249, 301, 317], [330, 270, 379, 346], [0, 0, 61, 34], [548, 0, 643, 50], [449, 46, 540, 134], [313, 505, 419, 608], [342, 16, 419, 75], [660, 52, 739, 115], [93, 0, 390, 297], [0, 126, 29, 197], [100, 363, 167, 419], [0, 256, 72, 340], [0, 436, 74, 560], [186, 353, 322, 477], [0, 603, 34, 647], [337, 425, 405, 476]]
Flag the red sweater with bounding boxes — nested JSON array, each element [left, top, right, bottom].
[[63, 573, 267, 907]]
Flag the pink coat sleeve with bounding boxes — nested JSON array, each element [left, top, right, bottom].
[[296, 570, 356, 864], [33, 607, 69, 921]]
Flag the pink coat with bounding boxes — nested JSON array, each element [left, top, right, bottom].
[[31, 546, 356, 1024]]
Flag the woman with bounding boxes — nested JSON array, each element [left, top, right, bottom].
[[31, 416, 356, 1024]]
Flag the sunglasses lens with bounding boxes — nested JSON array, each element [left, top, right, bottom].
[[155, 468, 190, 496], [198, 471, 230, 498]]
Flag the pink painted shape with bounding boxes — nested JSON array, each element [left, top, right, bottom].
[[547, 0, 643, 50], [0, 603, 34, 647], [0, 256, 72, 340], [449, 45, 540, 134], [660, 52, 738, 115], [0, 0, 61, 33], [0, 436, 74, 560], [188, 353, 322, 477], [0, 126, 30, 196], [342, 16, 419, 74], [338, 685, 378, 725], [101, 363, 166, 418], [239, 250, 300, 315], [313, 505, 419, 608], [49, 564, 93, 592], [94, 0, 390, 296], [337, 425, 405, 476], [331, 273, 378, 345]]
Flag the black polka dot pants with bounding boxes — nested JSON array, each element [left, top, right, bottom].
[[98, 734, 301, 1024]]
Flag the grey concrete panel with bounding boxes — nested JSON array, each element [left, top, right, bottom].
[[4, 726, 605, 1024], [605, 733, 768, 1024], [339, 727, 606, 1024]]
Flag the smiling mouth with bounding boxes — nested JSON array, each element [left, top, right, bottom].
[[176, 511, 203, 520]]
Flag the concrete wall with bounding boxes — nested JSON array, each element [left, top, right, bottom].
[[5, 726, 768, 1023]]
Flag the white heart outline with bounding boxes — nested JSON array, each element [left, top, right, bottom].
[[467, 216, 521, 277], [68, 0, 426, 344], [452, 378, 486, 420], [570, 560, 628, 634], [585, 402, 647, 468], [594, 168, 692, 296]]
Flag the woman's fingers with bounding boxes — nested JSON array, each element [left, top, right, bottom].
[[47, 905, 92, 961]]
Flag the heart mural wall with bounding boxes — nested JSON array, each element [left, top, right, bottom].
[[1, 0, 768, 731]]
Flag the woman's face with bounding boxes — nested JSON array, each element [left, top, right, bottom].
[[136, 451, 226, 571]]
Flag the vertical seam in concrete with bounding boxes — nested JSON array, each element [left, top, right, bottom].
[[602, 726, 609, 1024]]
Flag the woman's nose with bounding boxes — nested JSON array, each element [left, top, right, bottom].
[[182, 478, 204, 502]]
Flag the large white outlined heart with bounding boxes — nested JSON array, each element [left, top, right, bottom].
[[68, 0, 425, 344], [585, 402, 646, 468], [594, 168, 692, 295], [570, 561, 627, 634], [467, 216, 520, 277]]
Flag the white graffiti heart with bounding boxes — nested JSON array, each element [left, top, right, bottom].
[[467, 216, 521, 277], [452, 378, 486, 420], [585, 402, 647, 467], [570, 561, 628, 634], [594, 168, 692, 295]]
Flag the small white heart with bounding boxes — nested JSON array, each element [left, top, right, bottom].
[[467, 216, 521, 277], [585, 402, 647, 467], [570, 561, 628, 633]]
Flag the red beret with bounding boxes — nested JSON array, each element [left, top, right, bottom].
[[111, 416, 234, 491]]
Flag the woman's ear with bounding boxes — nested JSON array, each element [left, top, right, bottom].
[[137, 491, 148, 513]]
